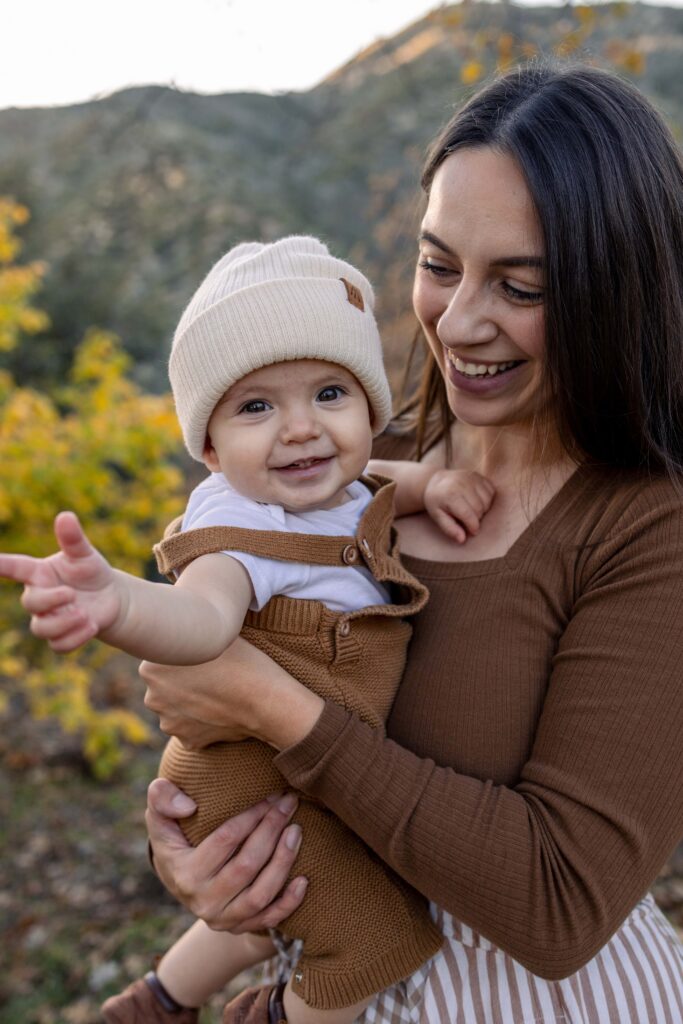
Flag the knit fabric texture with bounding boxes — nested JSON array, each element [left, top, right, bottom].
[[274, 433, 683, 984], [154, 477, 443, 1010], [169, 236, 393, 460]]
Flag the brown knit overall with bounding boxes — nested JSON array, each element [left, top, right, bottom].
[[153, 476, 443, 1010]]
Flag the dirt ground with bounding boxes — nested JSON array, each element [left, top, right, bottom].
[[2, 678, 682, 1024]]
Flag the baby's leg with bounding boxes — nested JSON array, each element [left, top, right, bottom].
[[283, 979, 372, 1024], [157, 920, 276, 1008]]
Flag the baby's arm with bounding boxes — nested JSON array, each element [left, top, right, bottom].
[[156, 922, 371, 1023], [368, 458, 495, 543], [156, 922, 276, 1008], [0, 511, 253, 663]]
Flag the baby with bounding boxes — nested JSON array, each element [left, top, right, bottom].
[[0, 237, 494, 1024]]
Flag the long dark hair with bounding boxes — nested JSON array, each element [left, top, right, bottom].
[[408, 61, 683, 479]]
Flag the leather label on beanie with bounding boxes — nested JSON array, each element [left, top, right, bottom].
[[340, 277, 364, 312]]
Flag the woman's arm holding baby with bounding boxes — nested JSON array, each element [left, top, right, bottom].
[[0, 511, 253, 665]]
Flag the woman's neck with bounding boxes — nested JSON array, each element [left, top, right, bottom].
[[443, 420, 574, 485]]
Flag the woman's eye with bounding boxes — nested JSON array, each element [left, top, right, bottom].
[[317, 385, 346, 402], [502, 281, 544, 303], [239, 399, 271, 414], [418, 257, 455, 278]]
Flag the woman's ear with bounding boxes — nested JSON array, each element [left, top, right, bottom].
[[202, 436, 220, 473]]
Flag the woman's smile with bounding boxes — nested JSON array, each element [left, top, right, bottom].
[[443, 351, 528, 394]]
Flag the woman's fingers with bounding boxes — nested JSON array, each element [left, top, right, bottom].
[[197, 793, 298, 881], [146, 779, 304, 931], [236, 875, 308, 934], [231, 873, 309, 934], [147, 777, 198, 821], [220, 821, 305, 933]]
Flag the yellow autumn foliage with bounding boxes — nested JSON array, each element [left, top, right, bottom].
[[461, 60, 485, 85], [0, 199, 49, 352], [0, 200, 186, 777], [439, 1, 645, 95]]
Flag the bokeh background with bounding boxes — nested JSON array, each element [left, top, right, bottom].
[[1, 2, 682, 1020]]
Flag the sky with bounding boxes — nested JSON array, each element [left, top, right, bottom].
[[6, 0, 450, 109], [4, 0, 681, 112], [2, 0, 674, 112]]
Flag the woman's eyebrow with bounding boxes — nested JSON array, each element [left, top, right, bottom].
[[420, 232, 544, 270], [492, 256, 544, 269], [419, 230, 453, 254]]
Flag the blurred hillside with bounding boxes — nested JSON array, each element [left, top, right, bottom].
[[0, 1, 681, 392]]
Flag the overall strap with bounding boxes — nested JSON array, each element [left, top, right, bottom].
[[154, 524, 363, 578]]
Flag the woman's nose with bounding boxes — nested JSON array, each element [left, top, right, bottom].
[[436, 282, 498, 348]]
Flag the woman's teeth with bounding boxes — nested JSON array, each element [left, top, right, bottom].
[[449, 354, 520, 377]]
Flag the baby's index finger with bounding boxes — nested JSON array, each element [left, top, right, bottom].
[[0, 552, 50, 587]]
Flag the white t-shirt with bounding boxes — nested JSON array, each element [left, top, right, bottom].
[[182, 473, 390, 613]]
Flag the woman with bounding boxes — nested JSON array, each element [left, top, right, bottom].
[[142, 61, 683, 1022]]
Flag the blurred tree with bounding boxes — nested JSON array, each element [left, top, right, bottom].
[[0, 199, 49, 352], [0, 203, 185, 777]]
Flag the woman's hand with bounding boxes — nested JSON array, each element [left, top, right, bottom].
[[140, 637, 324, 751], [146, 778, 308, 932]]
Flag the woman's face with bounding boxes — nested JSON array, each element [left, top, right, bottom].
[[414, 146, 547, 431]]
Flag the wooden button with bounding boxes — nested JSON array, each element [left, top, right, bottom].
[[342, 544, 358, 564], [338, 622, 351, 637]]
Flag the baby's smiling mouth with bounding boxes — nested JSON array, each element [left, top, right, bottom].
[[274, 456, 332, 471]]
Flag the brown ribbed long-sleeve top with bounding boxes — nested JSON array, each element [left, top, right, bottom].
[[274, 459, 683, 980]]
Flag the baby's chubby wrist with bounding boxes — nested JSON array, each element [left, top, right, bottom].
[[98, 568, 133, 642]]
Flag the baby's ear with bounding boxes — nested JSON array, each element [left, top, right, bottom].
[[202, 437, 220, 473]]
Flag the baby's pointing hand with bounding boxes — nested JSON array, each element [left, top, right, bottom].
[[0, 511, 119, 652]]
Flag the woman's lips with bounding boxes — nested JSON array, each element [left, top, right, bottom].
[[444, 352, 527, 394]]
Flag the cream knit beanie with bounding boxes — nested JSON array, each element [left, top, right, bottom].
[[169, 235, 393, 460]]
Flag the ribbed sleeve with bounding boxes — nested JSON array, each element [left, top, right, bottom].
[[274, 470, 683, 979]]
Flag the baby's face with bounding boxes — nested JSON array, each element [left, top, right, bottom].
[[203, 359, 374, 512]]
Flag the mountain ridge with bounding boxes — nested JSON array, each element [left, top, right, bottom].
[[1, 2, 681, 391]]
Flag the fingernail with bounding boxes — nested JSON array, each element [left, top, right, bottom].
[[277, 793, 297, 815], [293, 877, 308, 896], [171, 793, 196, 813], [265, 792, 284, 804], [285, 824, 302, 851]]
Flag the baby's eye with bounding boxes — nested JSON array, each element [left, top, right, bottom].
[[239, 399, 271, 414], [316, 385, 346, 402]]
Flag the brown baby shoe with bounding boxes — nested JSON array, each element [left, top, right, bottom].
[[101, 971, 200, 1023], [222, 982, 287, 1024]]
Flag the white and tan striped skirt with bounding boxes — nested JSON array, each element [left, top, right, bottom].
[[269, 893, 682, 1022], [356, 895, 683, 1024]]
